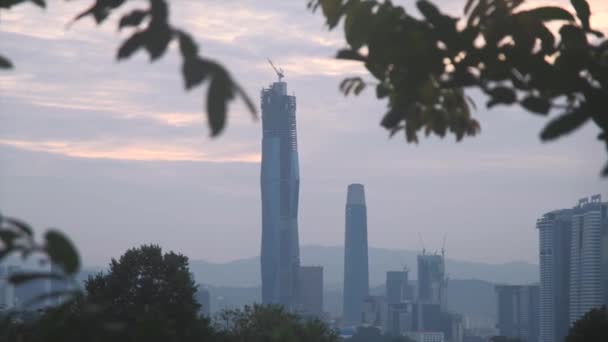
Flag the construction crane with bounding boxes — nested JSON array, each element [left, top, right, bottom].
[[441, 234, 447, 258], [418, 232, 426, 255], [267, 58, 285, 82]]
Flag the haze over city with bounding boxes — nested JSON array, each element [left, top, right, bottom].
[[0, 0, 606, 268]]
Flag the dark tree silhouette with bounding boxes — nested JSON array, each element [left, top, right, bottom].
[[309, 0, 608, 175], [0, 245, 217, 342], [566, 306, 608, 342], [217, 304, 338, 342]]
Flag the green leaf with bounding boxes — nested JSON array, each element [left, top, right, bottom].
[[521, 96, 551, 115], [320, 0, 343, 29], [0, 55, 13, 69], [570, 0, 590, 30], [9, 272, 63, 285], [540, 109, 589, 141], [45, 230, 80, 275], [117, 32, 145, 60], [344, 1, 374, 50], [520, 6, 574, 22], [206, 68, 234, 136], [119, 10, 148, 30]]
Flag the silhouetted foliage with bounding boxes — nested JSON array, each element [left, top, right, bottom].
[[346, 325, 415, 342], [0, 245, 217, 342], [489, 336, 522, 342], [0, 214, 80, 304], [0, 0, 256, 136], [566, 306, 608, 342], [216, 304, 339, 342], [309, 0, 608, 175]]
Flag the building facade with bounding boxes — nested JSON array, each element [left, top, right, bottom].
[[569, 195, 608, 323], [537, 208, 573, 342], [298, 266, 323, 318], [417, 254, 448, 311], [495, 285, 540, 342], [386, 270, 409, 305], [343, 184, 369, 325], [260, 79, 300, 310]]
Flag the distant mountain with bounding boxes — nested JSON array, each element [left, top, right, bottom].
[[190, 245, 538, 287]]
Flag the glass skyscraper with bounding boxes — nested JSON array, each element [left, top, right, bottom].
[[343, 184, 369, 325], [260, 79, 300, 310]]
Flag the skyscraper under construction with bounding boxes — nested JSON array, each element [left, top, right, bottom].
[[260, 64, 300, 310]]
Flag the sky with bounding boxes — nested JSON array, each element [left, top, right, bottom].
[[0, 0, 606, 267]]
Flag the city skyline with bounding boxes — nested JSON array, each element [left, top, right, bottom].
[[0, 1, 607, 268]]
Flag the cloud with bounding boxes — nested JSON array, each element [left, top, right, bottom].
[[0, 138, 260, 163]]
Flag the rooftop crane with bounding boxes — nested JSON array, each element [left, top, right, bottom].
[[267, 58, 285, 82]]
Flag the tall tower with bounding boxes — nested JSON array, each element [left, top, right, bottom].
[[260, 66, 300, 310], [537, 209, 573, 342], [343, 183, 369, 326]]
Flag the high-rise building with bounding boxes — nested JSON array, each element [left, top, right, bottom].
[[537, 208, 573, 342], [298, 266, 323, 318], [386, 270, 410, 305], [343, 184, 369, 326], [260, 75, 300, 310], [417, 253, 448, 311], [362, 296, 388, 329], [495, 285, 540, 342], [569, 195, 608, 324]]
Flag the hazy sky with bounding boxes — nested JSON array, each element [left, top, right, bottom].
[[1, 0, 606, 267]]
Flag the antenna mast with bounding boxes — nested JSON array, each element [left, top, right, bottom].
[[267, 58, 285, 82]]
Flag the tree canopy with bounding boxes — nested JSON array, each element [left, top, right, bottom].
[[566, 306, 608, 342], [309, 0, 608, 175]]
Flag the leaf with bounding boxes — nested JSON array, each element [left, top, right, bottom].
[[0, 55, 13, 69], [521, 96, 551, 115], [29, 0, 44, 8], [0, 230, 17, 247], [486, 86, 516, 107], [540, 108, 589, 141], [117, 32, 145, 60], [344, 0, 374, 50], [336, 49, 367, 62], [182, 57, 210, 90], [5, 217, 33, 236], [570, 0, 590, 30], [320, 0, 343, 29], [9, 272, 63, 285], [339, 77, 365, 96], [376, 84, 389, 99], [234, 83, 258, 117], [119, 10, 148, 30], [177, 31, 198, 58], [207, 69, 234, 136], [45, 230, 80, 275], [142, 25, 173, 61], [520, 6, 574, 22]]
